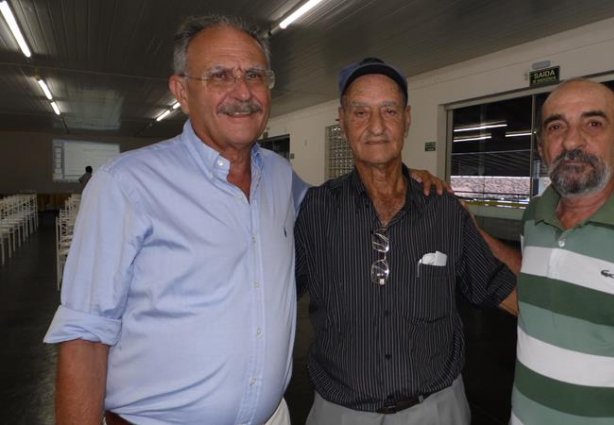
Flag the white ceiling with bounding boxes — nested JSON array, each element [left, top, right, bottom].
[[1, 0, 614, 139]]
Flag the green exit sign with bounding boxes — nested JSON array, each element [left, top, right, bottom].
[[530, 66, 560, 87], [424, 142, 436, 152]]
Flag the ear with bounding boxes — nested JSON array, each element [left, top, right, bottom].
[[169, 75, 189, 114], [338, 106, 347, 139], [404, 105, 412, 136]]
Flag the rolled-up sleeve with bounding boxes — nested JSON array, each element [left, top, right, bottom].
[[44, 168, 150, 345]]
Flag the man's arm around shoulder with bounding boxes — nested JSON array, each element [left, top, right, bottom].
[[478, 230, 521, 316], [56, 339, 109, 425]]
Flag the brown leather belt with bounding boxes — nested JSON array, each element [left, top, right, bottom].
[[104, 411, 134, 425], [375, 393, 432, 414]]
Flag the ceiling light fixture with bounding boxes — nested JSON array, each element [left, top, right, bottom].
[[453, 134, 492, 142], [37, 78, 53, 100], [279, 0, 325, 29], [50, 101, 61, 116], [0, 0, 32, 58], [505, 130, 533, 138], [453, 122, 507, 133], [155, 110, 171, 122]]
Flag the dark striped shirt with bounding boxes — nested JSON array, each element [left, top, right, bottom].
[[295, 166, 516, 412]]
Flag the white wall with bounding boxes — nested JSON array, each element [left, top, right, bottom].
[[268, 16, 614, 185], [267, 100, 339, 185]]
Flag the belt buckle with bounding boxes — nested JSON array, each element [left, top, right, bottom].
[[377, 403, 400, 414], [377, 394, 425, 414]]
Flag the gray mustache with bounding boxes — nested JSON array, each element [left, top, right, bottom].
[[219, 101, 262, 115], [552, 149, 599, 167]]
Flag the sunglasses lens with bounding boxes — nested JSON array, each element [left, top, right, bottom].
[[372, 232, 389, 253], [371, 259, 389, 285]]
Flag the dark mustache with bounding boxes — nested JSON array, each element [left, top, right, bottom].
[[218, 101, 262, 115]]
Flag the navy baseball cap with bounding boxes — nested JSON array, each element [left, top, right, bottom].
[[338, 57, 408, 104]]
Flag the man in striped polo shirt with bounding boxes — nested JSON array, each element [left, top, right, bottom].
[[511, 79, 614, 424]]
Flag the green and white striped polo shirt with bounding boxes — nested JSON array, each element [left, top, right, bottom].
[[511, 186, 614, 424]]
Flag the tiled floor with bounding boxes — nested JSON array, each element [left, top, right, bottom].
[[0, 213, 57, 425], [0, 213, 517, 424]]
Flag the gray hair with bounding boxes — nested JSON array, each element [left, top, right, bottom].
[[172, 15, 271, 75]]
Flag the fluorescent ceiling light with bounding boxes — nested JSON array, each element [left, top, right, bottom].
[[156, 110, 171, 122], [50, 101, 60, 115], [505, 130, 533, 138], [37, 78, 53, 100], [454, 122, 507, 133], [0, 1, 31, 57], [171, 101, 180, 109], [453, 134, 492, 142], [279, 0, 325, 29]]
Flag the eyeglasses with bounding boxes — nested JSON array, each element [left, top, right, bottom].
[[371, 228, 390, 286], [182, 67, 276, 90]]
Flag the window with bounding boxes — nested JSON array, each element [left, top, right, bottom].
[[450, 96, 534, 204], [259, 134, 290, 160], [326, 124, 353, 179]]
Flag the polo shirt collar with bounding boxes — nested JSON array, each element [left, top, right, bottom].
[[534, 184, 614, 227]]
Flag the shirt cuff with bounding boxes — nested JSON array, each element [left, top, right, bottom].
[[43, 304, 122, 345]]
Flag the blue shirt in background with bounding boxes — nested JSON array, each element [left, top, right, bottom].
[[45, 121, 301, 425]]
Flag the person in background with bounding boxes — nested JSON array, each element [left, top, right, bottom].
[[44, 16, 445, 425], [78, 165, 92, 189], [295, 57, 518, 425], [509, 79, 614, 424]]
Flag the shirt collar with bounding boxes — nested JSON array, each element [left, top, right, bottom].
[[180, 119, 263, 179], [533, 184, 614, 227]]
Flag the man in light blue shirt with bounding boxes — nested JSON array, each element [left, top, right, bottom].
[[44, 14, 444, 425], [45, 15, 298, 425]]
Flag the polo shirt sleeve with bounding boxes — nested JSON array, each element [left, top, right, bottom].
[[456, 205, 517, 307], [519, 199, 537, 252], [44, 168, 150, 345]]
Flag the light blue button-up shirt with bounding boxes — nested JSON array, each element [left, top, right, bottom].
[[45, 121, 302, 425]]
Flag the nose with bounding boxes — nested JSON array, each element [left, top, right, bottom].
[[561, 123, 587, 151], [228, 76, 252, 100], [368, 110, 384, 135]]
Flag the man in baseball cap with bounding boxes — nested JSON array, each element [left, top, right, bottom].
[[295, 57, 517, 425]]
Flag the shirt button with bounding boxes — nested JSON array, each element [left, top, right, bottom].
[[217, 160, 224, 167], [254, 282, 260, 288], [256, 328, 262, 336], [250, 378, 256, 386], [385, 354, 391, 360], [558, 238, 565, 248]]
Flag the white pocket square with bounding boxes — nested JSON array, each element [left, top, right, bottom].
[[418, 251, 447, 267]]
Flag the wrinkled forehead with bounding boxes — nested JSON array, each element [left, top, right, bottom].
[[542, 82, 614, 122], [344, 73, 406, 105], [188, 25, 268, 70]]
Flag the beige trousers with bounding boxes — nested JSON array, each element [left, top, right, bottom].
[[306, 376, 470, 425]]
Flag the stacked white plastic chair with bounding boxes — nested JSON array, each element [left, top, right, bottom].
[[56, 194, 81, 289], [0, 194, 38, 267]]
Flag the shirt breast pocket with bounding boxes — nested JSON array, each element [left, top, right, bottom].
[[410, 265, 454, 321]]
